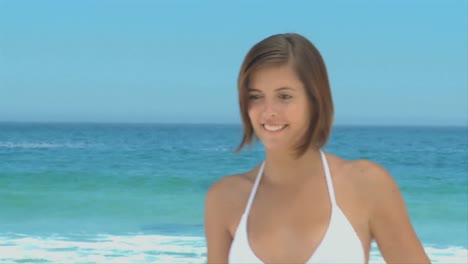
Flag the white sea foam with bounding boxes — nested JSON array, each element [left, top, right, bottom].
[[0, 233, 206, 263], [368, 242, 468, 263], [0, 234, 466, 263], [0, 141, 89, 149]]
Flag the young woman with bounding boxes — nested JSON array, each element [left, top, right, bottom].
[[204, 33, 430, 264]]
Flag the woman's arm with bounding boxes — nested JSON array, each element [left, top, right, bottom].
[[204, 179, 233, 263], [367, 162, 431, 263]]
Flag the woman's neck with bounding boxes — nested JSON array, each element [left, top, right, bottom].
[[262, 147, 324, 186]]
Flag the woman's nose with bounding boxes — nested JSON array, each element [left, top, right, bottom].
[[260, 101, 278, 120]]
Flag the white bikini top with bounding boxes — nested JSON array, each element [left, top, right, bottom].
[[228, 150, 366, 263]]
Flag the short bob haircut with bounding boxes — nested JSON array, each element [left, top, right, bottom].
[[236, 33, 334, 157]]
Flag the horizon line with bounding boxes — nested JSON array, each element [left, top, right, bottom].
[[0, 120, 466, 128]]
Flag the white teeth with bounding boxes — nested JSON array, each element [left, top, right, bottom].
[[263, 124, 286, 131]]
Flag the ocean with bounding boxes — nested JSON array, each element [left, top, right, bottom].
[[0, 123, 466, 263]]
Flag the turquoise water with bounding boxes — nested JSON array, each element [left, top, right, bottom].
[[0, 123, 466, 263]]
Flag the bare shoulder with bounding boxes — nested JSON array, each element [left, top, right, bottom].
[[205, 172, 253, 211], [205, 166, 261, 232], [338, 156, 397, 193], [340, 159, 430, 262], [328, 154, 399, 208], [323, 153, 429, 262], [204, 169, 259, 263]]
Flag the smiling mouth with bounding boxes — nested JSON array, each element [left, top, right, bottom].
[[263, 124, 288, 132]]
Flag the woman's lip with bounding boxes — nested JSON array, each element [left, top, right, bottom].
[[262, 124, 288, 132], [262, 123, 286, 126]]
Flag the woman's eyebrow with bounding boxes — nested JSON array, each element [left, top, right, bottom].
[[247, 86, 295, 92], [275, 86, 295, 92], [247, 88, 261, 92]]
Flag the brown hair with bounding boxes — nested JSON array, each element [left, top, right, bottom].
[[236, 33, 334, 157]]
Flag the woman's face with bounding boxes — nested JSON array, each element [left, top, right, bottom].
[[247, 64, 311, 152]]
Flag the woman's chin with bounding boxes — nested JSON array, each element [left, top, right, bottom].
[[263, 142, 295, 153]]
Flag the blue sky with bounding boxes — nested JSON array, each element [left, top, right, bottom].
[[0, 0, 466, 126]]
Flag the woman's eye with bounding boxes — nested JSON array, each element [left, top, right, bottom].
[[249, 94, 261, 100], [279, 94, 292, 100]]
